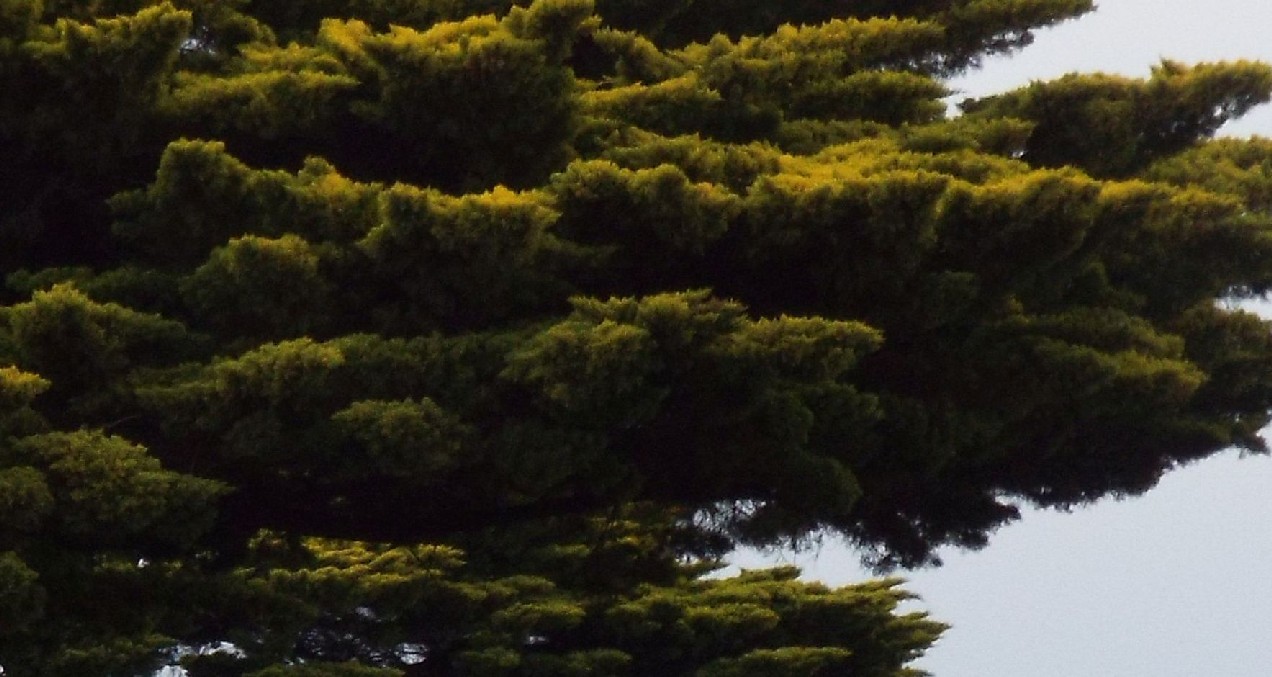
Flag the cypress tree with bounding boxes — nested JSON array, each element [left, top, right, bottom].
[[4, 0, 1272, 673]]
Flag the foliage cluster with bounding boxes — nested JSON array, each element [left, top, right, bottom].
[[5, 0, 1272, 674]]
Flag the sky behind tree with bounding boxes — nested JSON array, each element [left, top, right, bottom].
[[735, 2, 1272, 674]]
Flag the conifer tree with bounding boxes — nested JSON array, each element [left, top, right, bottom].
[[4, 0, 1272, 674]]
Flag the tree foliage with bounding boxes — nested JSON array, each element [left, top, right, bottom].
[[4, 0, 1272, 673]]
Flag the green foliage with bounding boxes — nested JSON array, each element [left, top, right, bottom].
[[5, 0, 1272, 673], [182, 234, 334, 342], [316, 7, 583, 189], [331, 397, 470, 478], [0, 550, 44, 630], [963, 60, 1272, 177], [6, 431, 225, 543], [247, 662, 405, 676], [695, 647, 854, 677]]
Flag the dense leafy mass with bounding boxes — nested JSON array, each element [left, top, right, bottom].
[[5, 0, 1272, 673]]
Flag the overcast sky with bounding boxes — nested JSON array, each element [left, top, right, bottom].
[[734, 2, 1272, 674], [949, 0, 1272, 138]]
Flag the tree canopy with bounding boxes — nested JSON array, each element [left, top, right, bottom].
[[5, 0, 1272, 674]]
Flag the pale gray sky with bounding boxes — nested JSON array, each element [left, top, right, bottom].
[[735, 3, 1272, 675], [950, 0, 1272, 137]]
